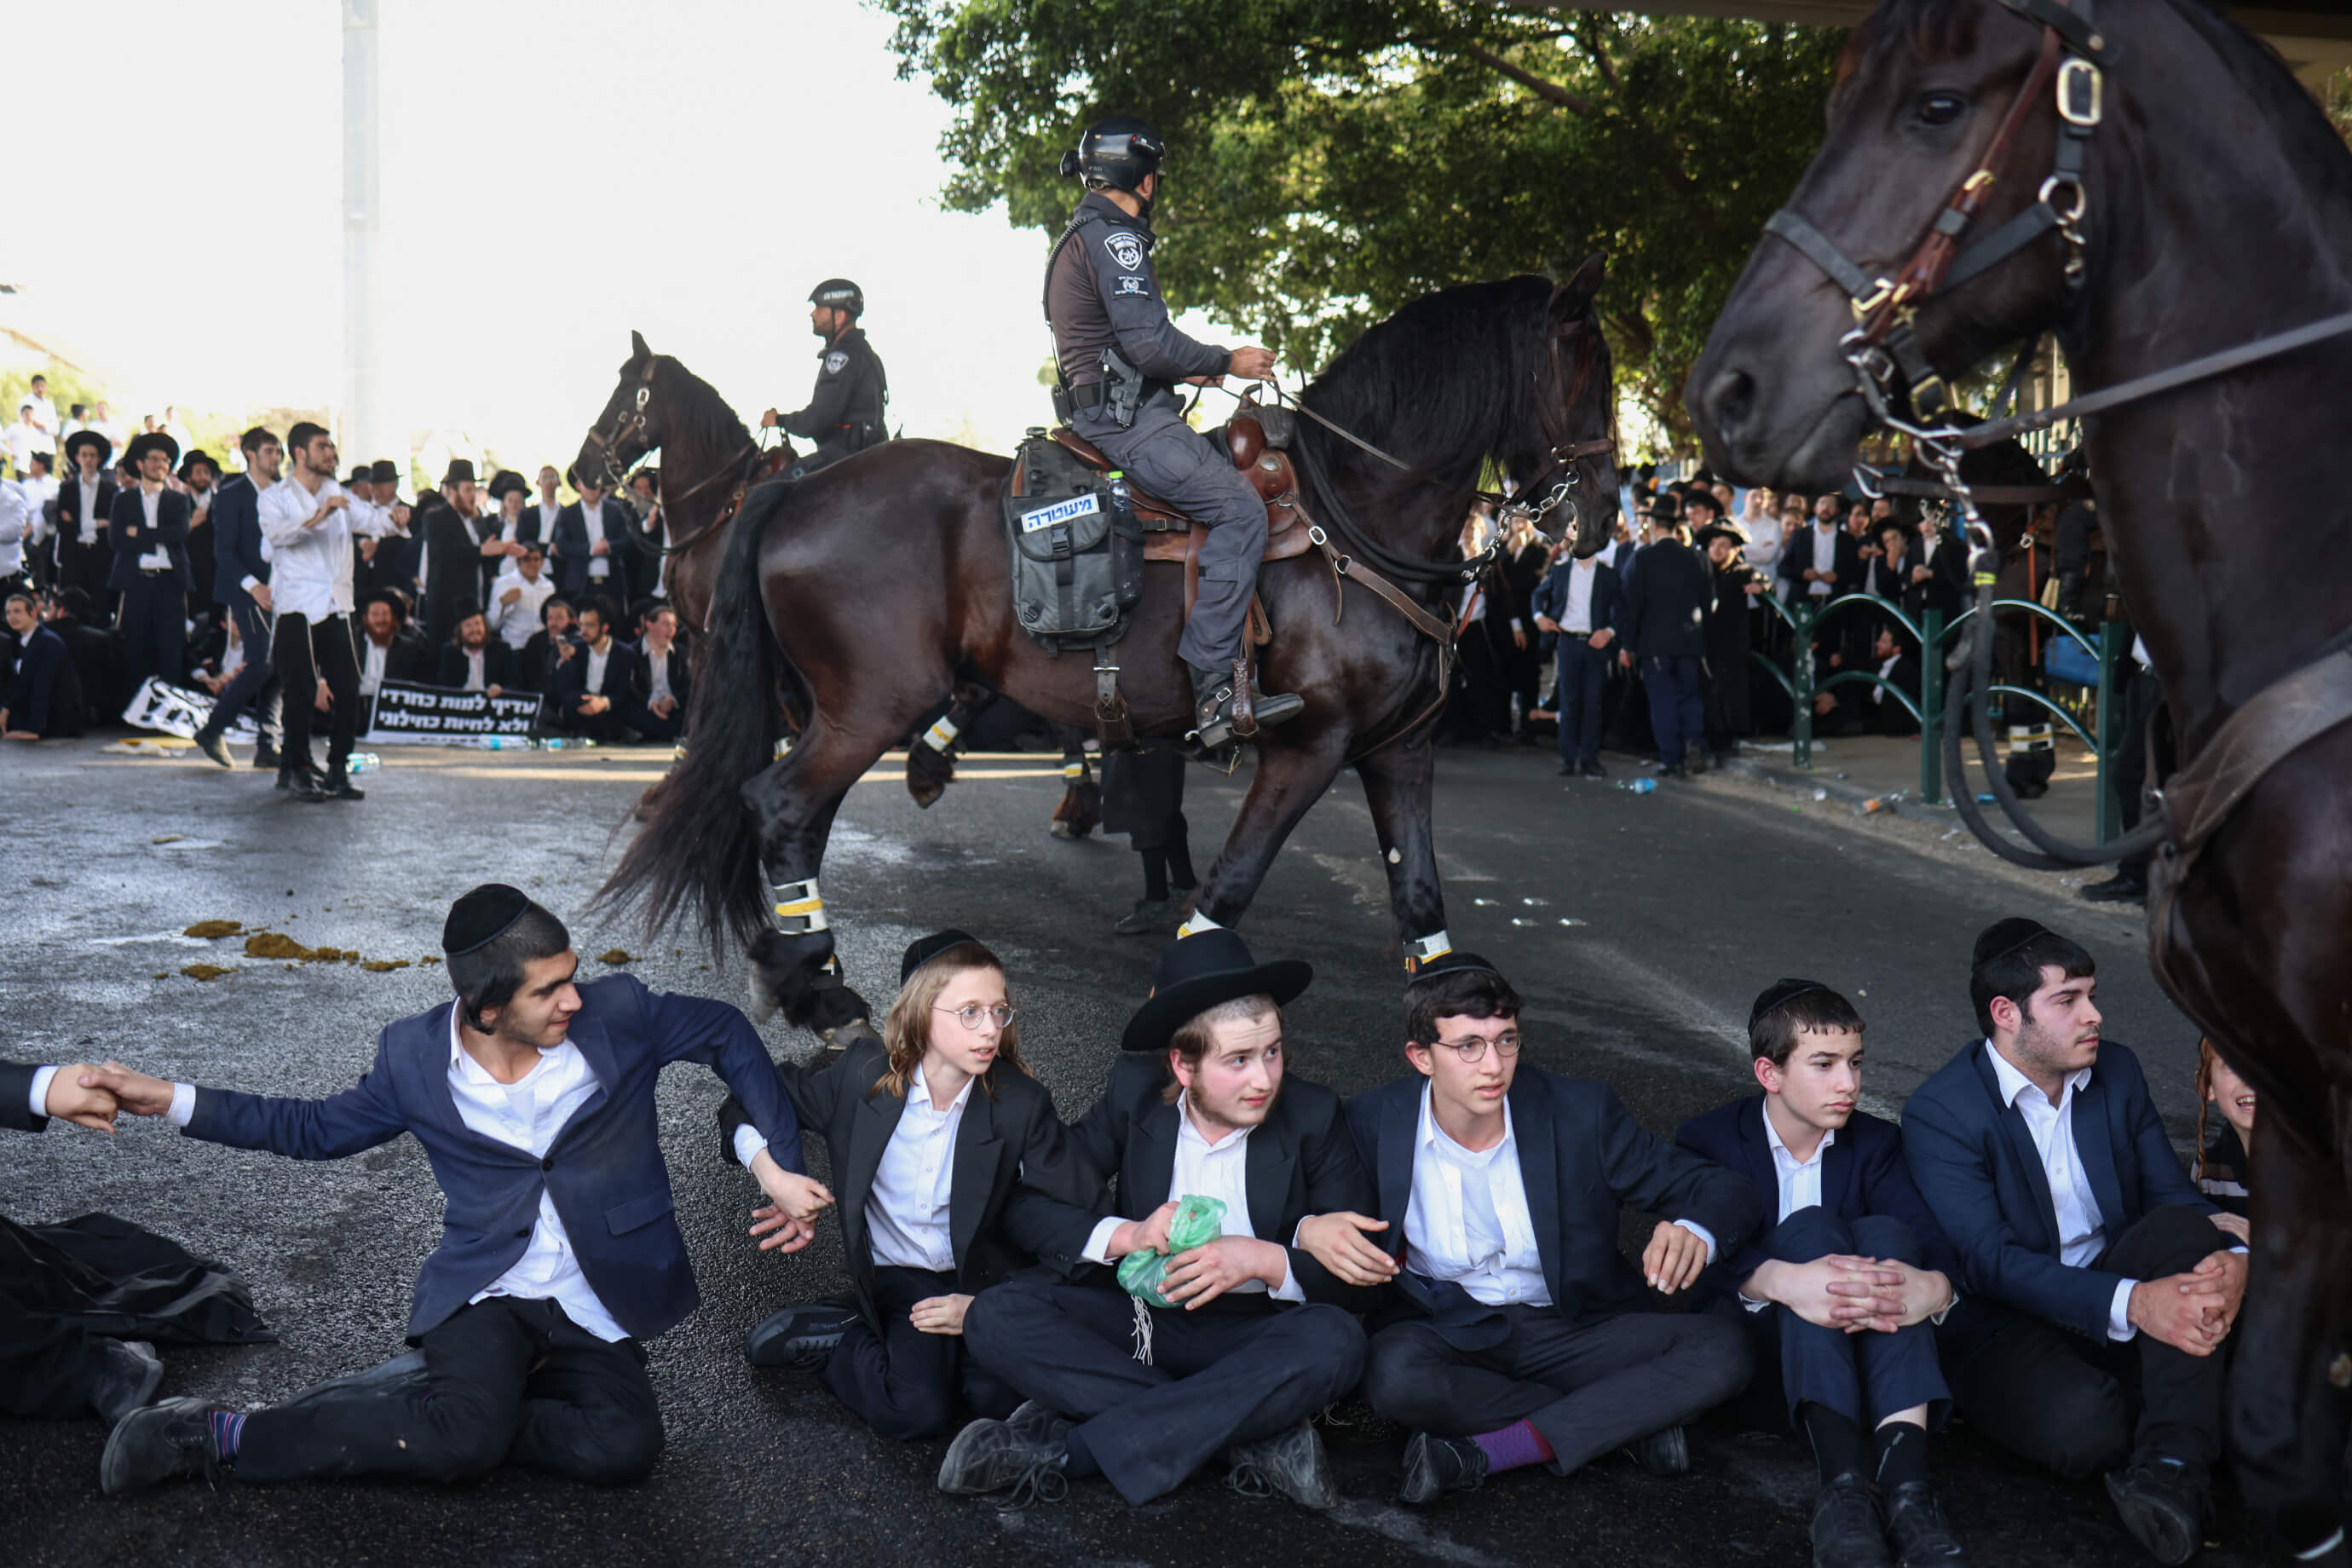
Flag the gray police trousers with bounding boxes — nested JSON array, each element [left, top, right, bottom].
[[1077, 395, 1264, 673]]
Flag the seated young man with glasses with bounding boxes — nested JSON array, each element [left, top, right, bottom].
[[1297, 954, 1759, 1505]]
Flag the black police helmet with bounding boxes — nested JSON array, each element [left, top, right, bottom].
[[809, 278, 863, 318], [1059, 115, 1165, 196]]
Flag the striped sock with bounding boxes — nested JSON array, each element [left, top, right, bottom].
[[209, 1409, 247, 1460], [1470, 1418, 1555, 1473]]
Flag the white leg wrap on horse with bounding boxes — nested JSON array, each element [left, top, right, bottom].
[[1063, 759, 1087, 780], [769, 875, 829, 935], [1177, 908, 1223, 937], [1406, 929, 1453, 970], [773, 737, 792, 759], [922, 716, 962, 754]]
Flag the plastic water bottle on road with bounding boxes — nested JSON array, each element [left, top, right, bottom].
[[344, 753, 380, 775], [1615, 777, 1657, 795]]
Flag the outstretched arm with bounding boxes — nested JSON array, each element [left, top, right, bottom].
[[90, 1051, 408, 1161]]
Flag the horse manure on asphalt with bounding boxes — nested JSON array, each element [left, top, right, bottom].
[[599, 949, 634, 965], [245, 932, 316, 960], [180, 964, 234, 983], [183, 920, 243, 939]]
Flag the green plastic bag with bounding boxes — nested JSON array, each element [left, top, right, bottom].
[[1116, 1194, 1228, 1308]]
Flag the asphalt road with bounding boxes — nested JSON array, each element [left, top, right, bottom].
[[0, 737, 2265, 1566]]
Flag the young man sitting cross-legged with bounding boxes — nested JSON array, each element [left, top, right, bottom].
[[1675, 980, 1969, 1568], [943, 930, 1377, 1511], [1304, 952, 1760, 1505]]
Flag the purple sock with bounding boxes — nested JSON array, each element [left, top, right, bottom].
[[1470, 1418, 1555, 1473], [209, 1409, 247, 1459]]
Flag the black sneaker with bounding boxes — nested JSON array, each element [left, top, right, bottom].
[[1812, 1473, 1894, 1568], [1005, 1399, 1072, 1448], [1114, 897, 1175, 937], [1399, 1429, 1488, 1506], [1621, 1423, 1689, 1476], [193, 731, 233, 770], [100, 1397, 230, 1495], [1883, 1480, 1969, 1565], [2079, 872, 2149, 905], [324, 774, 366, 801], [1582, 759, 1607, 779], [287, 770, 328, 803], [745, 1300, 860, 1369], [90, 1340, 165, 1428], [1225, 1421, 1339, 1510], [2104, 1458, 2206, 1565], [937, 1416, 1068, 1504]]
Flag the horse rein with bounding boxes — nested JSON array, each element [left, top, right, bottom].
[[579, 359, 788, 557]]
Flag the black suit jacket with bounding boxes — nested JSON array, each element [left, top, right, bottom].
[[1674, 1096, 1958, 1311], [522, 629, 579, 694], [1777, 523, 1862, 602], [4, 624, 86, 736], [718, 1041, 1101, 1336], [435, 638, 515, 690], [1910, 532, 1969, 621], [416, 494, 484, 616], [1345, 1069, 1762, 1348], [106, 487, 193, 592], [556, 637, 635, 706], [2, 1060, 46, 1133], [1530, 556, 1625, 649], [631, 643, 691, 712], [1002, 1052, 1379, 1311], [208, 475, 270, 609], [550, 501, 631, 608], [1624, 537, 1710, 659]]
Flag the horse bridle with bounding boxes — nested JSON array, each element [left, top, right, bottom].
[[579, 359, 773, 555]]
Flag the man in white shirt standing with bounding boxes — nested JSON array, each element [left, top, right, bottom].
[[23, 375, 58, 445], [3, 401, 49, 476], [551, 478, 631, 614], [1902, 919, 2245, 1565], [86, 885, 825, 1498], [259, 422, 402, 802], [1320, 954, 1758, 1507], [533, 464, 563, 544]]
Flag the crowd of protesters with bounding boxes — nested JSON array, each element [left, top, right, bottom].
[[0, 383, 692, 798]]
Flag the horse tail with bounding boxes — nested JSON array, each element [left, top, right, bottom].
[[597, 478, 793, 954]]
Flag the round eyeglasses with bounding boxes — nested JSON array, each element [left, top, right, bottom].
[[934, 1003, 1016, 1032], [1433, 1031, 1522, 1064]]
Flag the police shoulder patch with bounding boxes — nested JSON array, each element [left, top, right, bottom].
[[1112, 275, 1151, 297], [1103, 231, 1147, 272], [823, 349, 849, 375]]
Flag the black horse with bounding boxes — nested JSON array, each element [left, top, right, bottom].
[[1691, 1, 2352, 1550], [601, 262, 1617, 1038]]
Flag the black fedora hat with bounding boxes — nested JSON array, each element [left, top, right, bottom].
[[369, 459, 400, 485], [1118, 929, 1311, 1055], [486, 469, 529, 502], [124, 431, 179, 469], [177, 449, 219, 481], [63, 429, 112, 467], [1692, 522, 1744, 551], [441, 458, 477, 487]]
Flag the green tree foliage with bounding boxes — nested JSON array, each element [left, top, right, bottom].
[[882, 0, 1842, 447]]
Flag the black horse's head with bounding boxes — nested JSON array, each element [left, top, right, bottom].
[[1690, 0, 2085, 488], [574, 330, 671, 494], [1526, 255, 1620, 560]]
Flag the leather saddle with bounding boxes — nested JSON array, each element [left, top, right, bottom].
[[1050, 406, 1312, 572]]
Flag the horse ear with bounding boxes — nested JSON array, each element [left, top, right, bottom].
[[1558, 255, 1607, 310], [630, 328, 651, 363]]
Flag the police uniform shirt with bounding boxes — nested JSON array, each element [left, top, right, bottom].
[[777, 329, 885, 449], [1046, 192, 1229, 392]]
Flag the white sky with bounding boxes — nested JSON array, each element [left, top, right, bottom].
[[3, 0, 1241, 469]]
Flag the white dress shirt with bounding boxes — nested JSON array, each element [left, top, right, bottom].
[[27, 1065, 61, 1119], [1983, 1041, 2136, 1340], [579, 499, 611, 579], [1806, 522, 1838, 596], [537, 498, 561, 539], [1761, 1107, 1833, 1223], [1078, 1094, 1306, 1302], [867, 1064, 972, 1271], [0, 481, 27, 574], [1402, 1086, 1550, 1307], [258, 476, 394, 620], [460, 646, 487, 692], [75, 476, 103, 544], [487, 568, 554, 650], [646, 647, 674, 706], [1744, 510, 1785, 575], [160, 1013, 631, 1342], [1560, 556, 1599, 635], [584, 637, 614, 695], [358, 634, 390, 696], [136, 487, 169, 571]]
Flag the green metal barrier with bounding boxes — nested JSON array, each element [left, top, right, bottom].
[[1749, 589, 2125, 841]]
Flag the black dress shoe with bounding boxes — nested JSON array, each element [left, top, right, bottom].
[[253, 745, 281, 770], [1114, 897, 1175, 937], [1812, 1473, 1894, 1568], [324, 775, 366, 801], [2104, 1458, 2206, 1565], [1399, 1430, 1488, 1505], [745, 1300, 859, 1369], [100, 1397, 228, 1495], [937, 1415, 1068, 1503], [2079, 871, 2148, 905], [287, 770, 328, 803], [1884, 1480, 1969, 1565], [1621, 1422, 1688, 1475], [1225, 1421, 1339, 1509], [90, 1340, 165, 1427], [1557, 760, 1577, 776], [1583, 759, 1607, 779]]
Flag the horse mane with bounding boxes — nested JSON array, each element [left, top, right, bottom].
[[2150, 0, 2352, 205], [654, 354, 752, 448], [1297, 274, 1579, 488]]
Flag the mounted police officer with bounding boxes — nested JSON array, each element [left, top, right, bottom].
[[1045, 115, 1301, 751], [761, 278, 888, 478]]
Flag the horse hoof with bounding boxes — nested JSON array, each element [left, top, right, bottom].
[[1049, 821, 1075, 839], [908, 783, 945, 810], [820, 1017, 881, 1058]]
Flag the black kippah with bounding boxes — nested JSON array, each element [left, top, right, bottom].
[[1749, 977, 1830, 1029], [1973, 917, 2050, 969], [443, 884, 533, 955], [1404, 950, 1503, 987], [900, 928, 979, 985]]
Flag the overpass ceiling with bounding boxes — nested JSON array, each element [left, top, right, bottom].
[[1558, 3, 2352, 84]]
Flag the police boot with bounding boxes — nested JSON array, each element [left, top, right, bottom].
[[1189, 659, 1302, 752]]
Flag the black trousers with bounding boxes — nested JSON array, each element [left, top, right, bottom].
[[2109, 661, 2162, 878], [1554, 638, 1607, 764], [275, 611, 360, 776], [823, 1265, 1017, 1442], [118, 576, 184, 691], [1946, 1204, 2234, 1477], [196, 598, 280, 748], [963, 1277, 1365, 1505], [564, 701, 629, 741], [236, 1297, 661, 1486], [1363, 1303, 1750, 1474], [625, 696, 683, 742], [1724, 1208, 1950, 1433], [1641, 654, 1706, 767]]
